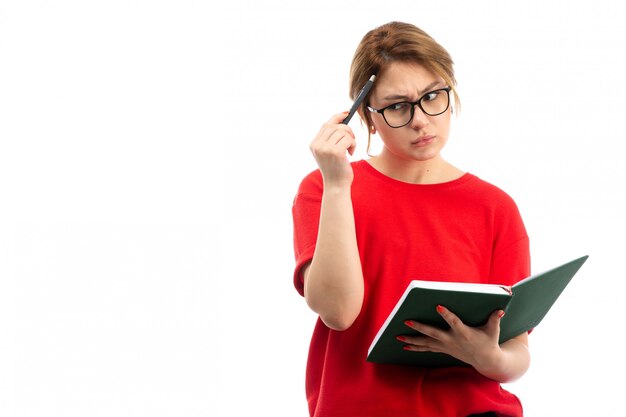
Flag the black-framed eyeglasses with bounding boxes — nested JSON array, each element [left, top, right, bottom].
[[367, 87, 451, 128]]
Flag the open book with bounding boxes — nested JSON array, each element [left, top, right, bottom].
[[366, 255, 589, 367]]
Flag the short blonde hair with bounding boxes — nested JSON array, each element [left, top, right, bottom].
[[349, 22, 460, 153]]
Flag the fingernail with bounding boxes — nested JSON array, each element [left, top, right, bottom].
[[498, 310, 506, 318], [436, 305, 445, 313], [403, 345, 412, 351], [396, 336, 407, 342], [404, 320, 415, 327]]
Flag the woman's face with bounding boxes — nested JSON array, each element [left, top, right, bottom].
[[367, 62, 452, 163]]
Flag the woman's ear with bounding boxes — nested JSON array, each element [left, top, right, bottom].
[[358, 108, 376, 134]]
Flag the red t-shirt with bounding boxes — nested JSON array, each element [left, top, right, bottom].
[[292, 160, 530, 417]]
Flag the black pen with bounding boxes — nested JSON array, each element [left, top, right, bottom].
[[342, 74, 376, 125]]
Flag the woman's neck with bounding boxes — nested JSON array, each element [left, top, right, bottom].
[[366, 152, 464, 185]]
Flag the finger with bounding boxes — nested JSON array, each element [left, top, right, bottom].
[[315, 133, 355, 161], [310, 128, 354, 158], [404, 320, 446, 341], [337, 135, 357, 158], [326, 111, 350, 125], [310, 135, 355, 164], [328, 123, 356, 142], [436, 305, 464, 330], [397, 334, 444, 353], [396, 334, 434, 345], [347, 139, 356, 156], [312, 125, 355, 151], [402, 344, 443, 353], [485, 309, 505, 334], [321, 112, 355, 139]]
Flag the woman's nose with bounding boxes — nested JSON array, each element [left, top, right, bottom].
[[409, 104, 429, 129]]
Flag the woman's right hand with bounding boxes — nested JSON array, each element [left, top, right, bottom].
[[309, 112, 357, 187]]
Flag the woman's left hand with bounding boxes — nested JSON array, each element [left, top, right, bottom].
[[399, 305, 505, 372]]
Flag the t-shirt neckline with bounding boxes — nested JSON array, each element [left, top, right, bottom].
[[357, 159, 475, 190]]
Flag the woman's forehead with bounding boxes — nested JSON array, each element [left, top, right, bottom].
[[372, 62, 444, 99]]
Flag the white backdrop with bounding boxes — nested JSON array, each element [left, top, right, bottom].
[[1, 1, 624, 416]]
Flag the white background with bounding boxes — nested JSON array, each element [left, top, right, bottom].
[[1, 1, 624, 416]]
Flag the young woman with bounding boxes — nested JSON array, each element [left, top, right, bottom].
[[292, 21, 530, 417]]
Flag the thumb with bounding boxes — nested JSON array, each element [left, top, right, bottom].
[[486, 309, 505, 334], [347, 138, 357, 156]]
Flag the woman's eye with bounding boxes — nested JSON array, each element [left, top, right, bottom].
[[388, 103, 410, 112], [423, 92, 440, 102]]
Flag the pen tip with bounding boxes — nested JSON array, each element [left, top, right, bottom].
[[370, 75, 376, 82]]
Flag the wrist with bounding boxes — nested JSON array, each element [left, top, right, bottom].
[[322, 182, 353, 196], [473, 346, 506, 381]]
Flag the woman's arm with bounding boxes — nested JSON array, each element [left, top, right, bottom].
[[481, 332, 530, 382], [302, 186, 364, 330], [302, 113, 364, 331]]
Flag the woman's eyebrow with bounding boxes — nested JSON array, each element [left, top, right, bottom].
[[381, 81, 444, 101]]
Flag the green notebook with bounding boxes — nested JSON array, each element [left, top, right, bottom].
[[366, 255, 589, 367]]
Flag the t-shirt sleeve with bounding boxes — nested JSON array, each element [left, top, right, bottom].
[[488, 193, 530, 287], [291, 171, 323, 296]]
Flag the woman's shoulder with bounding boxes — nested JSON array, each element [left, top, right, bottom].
[[468, 174, 521, 209], [296, 161, 366, 195], [295, 167, 323, 196]]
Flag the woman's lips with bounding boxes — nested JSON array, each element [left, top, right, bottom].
[[411, 135, 435, 146]]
